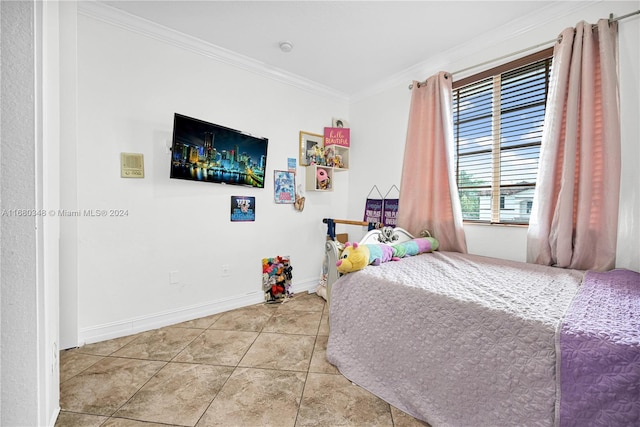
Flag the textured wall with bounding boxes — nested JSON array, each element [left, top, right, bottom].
[[0, 1, 39, 425]]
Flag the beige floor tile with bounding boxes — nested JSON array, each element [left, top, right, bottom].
[[209, 304, 275, 332], [59, 351, 104, 383], [262, 310, 323, 335], [309, 335, 339, 375], [60, 357, 165, 416], [111, 327, 202, 361], [317, 309, 330, 336], [115, 362, 234, 426], [57, 298, 431, 427], [239, 332, 315, 372], [277, 292, 326, 312], [73, 334, 139, 356], [54, 411, 108, 427], [390, 405, 432, 427], [173, 329, 259, 366], [102, 418, 181, 427], [296, 373, 393, 427], [172, 312, 223, 329], [196, 367, 305, 427]]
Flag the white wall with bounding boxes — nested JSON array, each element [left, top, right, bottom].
[[615, 3, 640, 271], [348, 1, 640, 268], [42, 2, 62, 422], [0, 4, 38, 423], [59, 0, 79, 351], [1, 1, 60, 425], [68, 10, 349, 345]]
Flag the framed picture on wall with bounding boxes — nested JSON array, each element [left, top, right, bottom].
[[299, 131, 323, 166], [332, 117, 349, 128], [230, 196, 255, 222], [274, 170, 295, 204]]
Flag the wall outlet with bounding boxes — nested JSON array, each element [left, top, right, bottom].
[[221, 264, 231, 277], [169, 270, 179, 284]]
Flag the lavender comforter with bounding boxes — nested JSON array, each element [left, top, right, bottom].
[[558, 269, 640, 427], [327, 251, 584, 427]]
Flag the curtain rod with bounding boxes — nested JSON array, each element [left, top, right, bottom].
[[408, 10, 640, 90]]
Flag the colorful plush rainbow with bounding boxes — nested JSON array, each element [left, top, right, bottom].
[[336, 237, 439, 274]]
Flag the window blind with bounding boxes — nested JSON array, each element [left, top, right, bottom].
[[453, 51, 552, 224]]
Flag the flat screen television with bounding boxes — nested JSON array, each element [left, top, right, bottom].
[[170, 113, 268, 188]]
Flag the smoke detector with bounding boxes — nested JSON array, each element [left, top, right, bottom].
[[279, 41, 294, 53]]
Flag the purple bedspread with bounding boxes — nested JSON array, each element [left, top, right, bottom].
[[559, 269, 640, 427]]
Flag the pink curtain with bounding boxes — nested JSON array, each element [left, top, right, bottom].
[[398, 71, 467, 253], [527, 20, 620, 271]]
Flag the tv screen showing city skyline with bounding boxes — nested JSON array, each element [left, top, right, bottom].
[[170, 113, 268, 188]]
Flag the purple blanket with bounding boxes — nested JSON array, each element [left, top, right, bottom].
[[559, 269, 640, 427]]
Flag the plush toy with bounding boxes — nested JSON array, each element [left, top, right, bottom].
[[324, 146, 335, 167], [312, 145, 325, 165], [336, 237, 439, 274], [316, 168, 331, 190], [308, 145, 319, 165], [392, 237, 439, 258], [262, 255, 293, 302], [334, 154, 343, 169]]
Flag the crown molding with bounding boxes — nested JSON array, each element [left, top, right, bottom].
[[75, 1, 602, 105], [351, 1, 596, 103], [77, 1, 349, 102]]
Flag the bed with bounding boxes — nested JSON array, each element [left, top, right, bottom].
[[324, 226, 639, 427]]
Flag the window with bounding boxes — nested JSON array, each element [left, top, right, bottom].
[[453, 48, 553, 224]]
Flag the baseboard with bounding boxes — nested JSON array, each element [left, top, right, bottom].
[[292, 277, 321, 295], [78, 279, 319, 346], [49, 407, 61, 427]]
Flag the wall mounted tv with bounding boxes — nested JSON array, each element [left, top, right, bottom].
[[170, 113, 268, 188]]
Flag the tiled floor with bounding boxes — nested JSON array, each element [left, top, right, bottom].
[[56, 292, 430, 427]]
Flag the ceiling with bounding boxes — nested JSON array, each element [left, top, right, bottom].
[[100, 1, 570, 98]]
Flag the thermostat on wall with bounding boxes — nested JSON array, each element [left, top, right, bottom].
[[120, 152, 144, 178]]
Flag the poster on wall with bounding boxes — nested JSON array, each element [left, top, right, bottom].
[[363, 185, 384, 224], [383, 185, 400, 227], [274, 170, 295, 204], [230, 196, 255, 222], [383, 198, 399, 227], [287, 157, 297, 172], [323, 127, 350, 147]]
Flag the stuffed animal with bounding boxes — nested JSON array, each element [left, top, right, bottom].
[[262, 255, 293, 302], [334, 154, 343, 169], [316, 168, 330, 190], [312, 145, 325, 165], [324, 146, 335, 167], [336, 237, 439, 274], [392, 237, 439, 258]]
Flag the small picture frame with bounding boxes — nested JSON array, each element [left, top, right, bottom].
[[274, 170, 295, 204], [299, 131, 324, 167], [332, 118, 349, 128], [230, 196, 255, 222], [287, 157, 297, 172]]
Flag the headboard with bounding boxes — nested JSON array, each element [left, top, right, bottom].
[[324, 226, 416, 305]]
